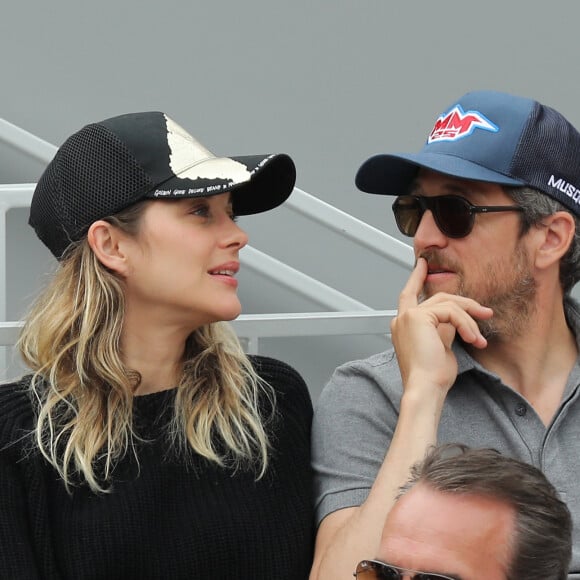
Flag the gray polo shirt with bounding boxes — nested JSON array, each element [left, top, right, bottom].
[[312, 298, 580, 578]]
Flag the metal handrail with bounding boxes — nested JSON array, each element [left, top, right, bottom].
[[0, 311, 396, 347], [0, 119, 57, 163], [286, 189, 414, 269], [0, 183, 35, 207]]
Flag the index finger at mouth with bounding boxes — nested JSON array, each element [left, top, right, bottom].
[[398, 257, 427, 311]]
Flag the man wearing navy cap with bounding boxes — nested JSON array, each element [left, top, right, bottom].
[[310, 91, 580, 579]]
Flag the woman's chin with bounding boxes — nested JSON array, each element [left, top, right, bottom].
[[213, 302, 243, 323]]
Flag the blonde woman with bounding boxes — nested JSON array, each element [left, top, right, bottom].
[[0, 112, 313, 579]]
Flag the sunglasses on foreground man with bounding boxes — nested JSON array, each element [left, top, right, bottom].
[[310, 90, 580, 580]]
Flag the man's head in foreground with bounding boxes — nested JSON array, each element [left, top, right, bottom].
[[355, 445, 572, 580]]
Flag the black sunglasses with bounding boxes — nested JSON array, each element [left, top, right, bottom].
[[354, 559, 457, 580], [392, 194, 524, 239]]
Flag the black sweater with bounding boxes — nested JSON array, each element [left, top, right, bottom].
[[0, 356, 314, 579]]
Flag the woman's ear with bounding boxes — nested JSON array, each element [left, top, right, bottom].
[[87, 220, 131, 275], [535, 211, 575, 270]]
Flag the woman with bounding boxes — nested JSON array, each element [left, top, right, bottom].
[[0, 112, 313, 578]]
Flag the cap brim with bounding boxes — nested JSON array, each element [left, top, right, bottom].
[[355, 152, 525, 195], [145, 153, 296, 215], [229, 153, 296, 215]]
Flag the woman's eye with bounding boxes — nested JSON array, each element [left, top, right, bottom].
[[189, 202, 237, 222], [190, 205, 210, 217]]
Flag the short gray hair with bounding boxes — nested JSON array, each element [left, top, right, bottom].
[[399, 444, 572, 580], [504, 186, 580, 294]]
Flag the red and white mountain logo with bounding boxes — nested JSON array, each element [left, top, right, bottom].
[[428, 105, 499, 143]]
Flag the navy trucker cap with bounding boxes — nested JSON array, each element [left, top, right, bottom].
[[355, 90, 580, 217]]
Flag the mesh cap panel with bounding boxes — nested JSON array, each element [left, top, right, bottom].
[[30, 124, 154, 258], [510, 103, 580, 214]]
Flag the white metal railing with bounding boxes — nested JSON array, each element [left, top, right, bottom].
[[0, 310, 396, 352], [0, 119, 57, 163], [1, 312, 396, 380], [242, 246, 373, 311], [286, 189, 414, 269]]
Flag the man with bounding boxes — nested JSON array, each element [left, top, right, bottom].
[[354, 444, 572, 580], [310, 90, 580, 579]]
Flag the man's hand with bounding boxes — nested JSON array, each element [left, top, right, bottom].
[[391, 257, 493, 394]]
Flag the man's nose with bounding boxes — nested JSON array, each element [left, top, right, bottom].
[[413, 209, 448, 250]]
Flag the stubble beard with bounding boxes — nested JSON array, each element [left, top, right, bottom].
[[420, 245, 537, 341]]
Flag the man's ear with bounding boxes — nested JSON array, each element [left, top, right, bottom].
[[535, 211, 576, 270], [87, 220, 131, 276]]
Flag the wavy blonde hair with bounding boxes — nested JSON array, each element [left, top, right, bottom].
[[18, 201, 273, 493]]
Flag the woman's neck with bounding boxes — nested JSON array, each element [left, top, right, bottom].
[[121, 323, 190, 396]]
